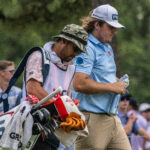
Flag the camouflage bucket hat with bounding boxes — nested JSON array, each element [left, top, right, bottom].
[[53, 24, 88, 54]]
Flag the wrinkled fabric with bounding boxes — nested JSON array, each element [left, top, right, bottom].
[[0, 101, 33, 150]]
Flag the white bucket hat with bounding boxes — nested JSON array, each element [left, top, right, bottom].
[[139, 103, 150, 112], [91, 4, 125, 28]]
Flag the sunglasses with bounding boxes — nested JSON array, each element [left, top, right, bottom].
[[74, 45, 82, 54], [3, 69, 16, 74], [120, 96, 130, 101]]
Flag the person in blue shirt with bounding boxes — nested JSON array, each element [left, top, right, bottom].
[[0, 60, 22, 113], [118, 93, 139, 140], [72, 4, 132, 150]]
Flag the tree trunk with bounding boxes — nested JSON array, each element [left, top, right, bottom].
[[110, 36, 121, 77]]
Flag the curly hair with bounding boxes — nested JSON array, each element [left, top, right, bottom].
[[81, 10, 105, 33]]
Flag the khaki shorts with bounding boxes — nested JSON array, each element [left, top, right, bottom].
[[75, 112, 131, 150]]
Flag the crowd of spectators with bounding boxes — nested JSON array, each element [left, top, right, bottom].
[[118, 90, 150, 150]]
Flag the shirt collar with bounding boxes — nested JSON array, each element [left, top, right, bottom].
[[43, 41, 61, 63], [88, 34, 99, 44], [118, 110, 126, 118], [88, 34, 104, 47], [43, 41, 70, 69]]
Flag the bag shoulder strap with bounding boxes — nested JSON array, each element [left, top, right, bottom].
[[2, 47, 50, 112]]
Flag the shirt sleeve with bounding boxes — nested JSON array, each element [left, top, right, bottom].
[[132, 120, 140, 134], [26, 51, 43, 83], [74, 46, 95, 75]]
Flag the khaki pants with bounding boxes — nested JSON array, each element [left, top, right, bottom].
[[75, 112, 131, 150]]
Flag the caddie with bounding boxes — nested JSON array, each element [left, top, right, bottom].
[[21, 24, 88, 150]]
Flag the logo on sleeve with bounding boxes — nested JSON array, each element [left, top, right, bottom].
[[76, 57, 83, 65], [28, 71, 34, 76], [108, 51, 112, 56]]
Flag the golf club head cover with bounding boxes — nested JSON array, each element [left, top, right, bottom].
[[41, 96, 81, 121]]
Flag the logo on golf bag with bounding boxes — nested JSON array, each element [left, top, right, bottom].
[[10, 132, 21, 141], [0, 113, 13, 139]]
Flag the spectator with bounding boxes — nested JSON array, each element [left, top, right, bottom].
[[0, 60, 22, 113], [131, 103, 150, 150], [72, 4, 131, 150], [145, 120, 150, 150], [128, 97, 139, 112], [118, 95, 150, 146], [118, 91, 137, 137]]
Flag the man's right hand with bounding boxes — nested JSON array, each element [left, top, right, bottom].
[[129, 113, 137, 122], [111, 81, 126, 95]]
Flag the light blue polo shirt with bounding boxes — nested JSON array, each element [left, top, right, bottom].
[[72, 34, 120, 114]]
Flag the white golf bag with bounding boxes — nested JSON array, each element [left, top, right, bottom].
[[0, 87, 88, 150]]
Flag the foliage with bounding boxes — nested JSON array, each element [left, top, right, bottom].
[[112, 0, 150, 103], [0, 0, 150, 103], [0, 0, 91, 87], [0, 0, 91, 58]]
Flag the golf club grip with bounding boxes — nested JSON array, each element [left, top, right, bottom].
[[33, 86, 62, 109]]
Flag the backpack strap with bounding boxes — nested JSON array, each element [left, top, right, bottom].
[[2, 47, 50, 112]]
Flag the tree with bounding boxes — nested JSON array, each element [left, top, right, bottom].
[[0, 0, 91, 87]]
